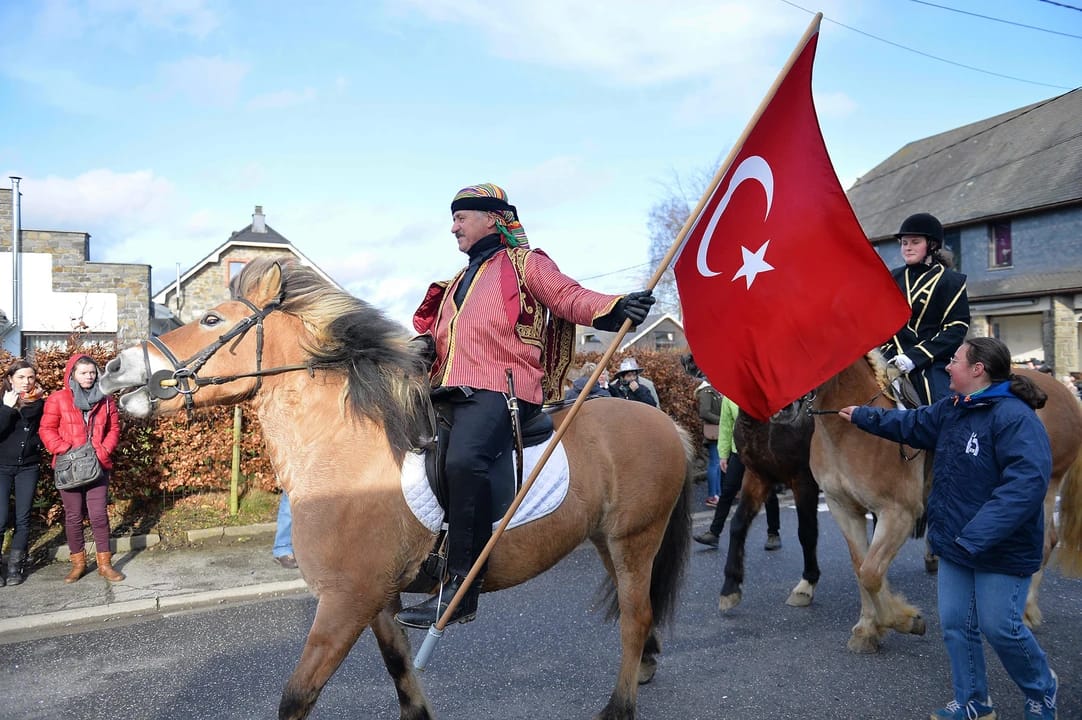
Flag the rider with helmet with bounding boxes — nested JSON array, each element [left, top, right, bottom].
[[882, 212, 971, 405]]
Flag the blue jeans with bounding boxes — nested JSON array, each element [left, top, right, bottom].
[[937, 557, 1054, 707], [705, 442, 721, 497], [273, 493, 293, 557]]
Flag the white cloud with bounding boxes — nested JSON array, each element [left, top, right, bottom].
[[395, 0, 805, 86], [156, 55, 250, 106]]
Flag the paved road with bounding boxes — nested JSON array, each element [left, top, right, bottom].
[[2, 502, 1079, 720]]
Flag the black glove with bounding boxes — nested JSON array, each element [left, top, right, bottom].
[[592, 290, 655, 331]]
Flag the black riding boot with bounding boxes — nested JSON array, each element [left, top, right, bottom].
[[6, 549, 26, 586], [395, 574, 482, 629]]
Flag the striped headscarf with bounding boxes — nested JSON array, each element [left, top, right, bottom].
[[450, 183, 529, 248]]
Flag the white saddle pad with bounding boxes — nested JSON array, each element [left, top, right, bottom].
[[401, 441, 570, 534]]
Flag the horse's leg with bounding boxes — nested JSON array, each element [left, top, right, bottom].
[[279, 593, 380, 720], [823, 494, 882, 653], [786, 471, 820, 608], [717, 485, 762, 611], [862, 509, 925, 639], [595, 533, 660, 720], [371, 594, 435, 720], [591, 539, 660, 688]]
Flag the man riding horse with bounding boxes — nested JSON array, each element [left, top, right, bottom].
[[395, 183, 655, 628]]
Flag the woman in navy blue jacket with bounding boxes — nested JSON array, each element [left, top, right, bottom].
[[839, 337, 1057, 720]]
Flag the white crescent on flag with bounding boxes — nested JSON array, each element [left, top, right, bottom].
[[695, 154, 774, 278]]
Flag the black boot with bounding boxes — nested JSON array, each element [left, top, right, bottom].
[[395, 574, 481, 629], [6, 550, 25, 586]]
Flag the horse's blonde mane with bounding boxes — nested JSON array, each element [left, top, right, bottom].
[[865, 349, 891, 390], [233, 257, 431, 463]]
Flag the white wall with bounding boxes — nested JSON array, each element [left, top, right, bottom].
[[0, 252, 119, 355]]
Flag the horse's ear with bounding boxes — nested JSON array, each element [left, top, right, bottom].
[[249, 261, 285, 306]]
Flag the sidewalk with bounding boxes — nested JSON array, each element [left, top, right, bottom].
[[0, 523, 308, 639]]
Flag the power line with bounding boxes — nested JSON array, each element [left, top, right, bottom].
[[909, 0, 1082, 40], [1038, 0, 1082, 11], [779, 0, 1074, 91], [580, 262, 652, 283]]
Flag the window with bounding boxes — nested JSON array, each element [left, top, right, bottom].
[[581, 333, 598, 345], [22, 333, 116, 356], [943, 229, 961, 272], [227, 260, 247, 282], [654, 331, 674, 350], [989, 222, 1011, 268]]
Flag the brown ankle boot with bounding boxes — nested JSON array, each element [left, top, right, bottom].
[[96, 551, 125, 582], [64, 551, 87, 583]]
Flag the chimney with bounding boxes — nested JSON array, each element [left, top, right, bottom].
[[252, 205, 266, 233]]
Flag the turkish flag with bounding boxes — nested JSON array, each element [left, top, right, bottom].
[[673, 30, 909, 421]]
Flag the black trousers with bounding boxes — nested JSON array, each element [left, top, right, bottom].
[[707, 452, 781, 536], [442, 388, 538, 577]]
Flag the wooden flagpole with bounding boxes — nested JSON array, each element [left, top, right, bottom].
[[413, 10, 825, 669]]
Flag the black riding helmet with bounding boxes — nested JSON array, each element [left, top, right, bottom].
[[895, 212, 944, 254]]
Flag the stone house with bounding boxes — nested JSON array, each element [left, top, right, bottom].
[[154, 206, 340, 323], [0, 179, 151, 357], [847, 88, 1082, 375]]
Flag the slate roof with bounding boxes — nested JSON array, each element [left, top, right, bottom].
[[847, 88, 1082, 240], [967, 270, 1082, 301]]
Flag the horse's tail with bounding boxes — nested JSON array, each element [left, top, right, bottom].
[[1056, 444, 1082, 577], [648, 426, 694, 627], [601, 424, 694, 626]]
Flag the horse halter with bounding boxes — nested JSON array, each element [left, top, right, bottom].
[[142, 296, 314, 417]]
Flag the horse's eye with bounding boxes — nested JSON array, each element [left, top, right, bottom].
[[201, 312, 223, 327]]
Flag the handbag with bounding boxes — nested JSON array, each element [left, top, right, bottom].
[[53, 424, 104, 491]]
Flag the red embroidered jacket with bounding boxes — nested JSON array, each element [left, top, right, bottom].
[[414, 248, 621, 405]]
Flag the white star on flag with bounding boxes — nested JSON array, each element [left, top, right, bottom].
[[732, 240, 774, 289]]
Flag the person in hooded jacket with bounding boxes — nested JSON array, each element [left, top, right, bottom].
[[839, 337, 1057, 720], [0, 360, 46, 586], [39, 354, 123, 583]]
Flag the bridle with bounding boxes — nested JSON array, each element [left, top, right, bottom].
[[805, 385, 923, 463], [142, 296, 317, 417]]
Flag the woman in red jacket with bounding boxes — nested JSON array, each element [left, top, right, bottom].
[[39, 354, 122, 583]]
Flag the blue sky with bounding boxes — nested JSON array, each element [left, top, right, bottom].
[[2, 0, 1079, 329]]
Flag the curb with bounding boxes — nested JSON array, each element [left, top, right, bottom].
[[0, 579, 309, 636], [50, 522, 277, 562]]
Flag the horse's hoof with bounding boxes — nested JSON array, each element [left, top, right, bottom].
[[718, 591, 741, 612], [637, 657, 657, 685], [847, 634, 880, 654], [785, 589, 813, 607], [924, 554, 939, 573], [910, 614, 926, 636]]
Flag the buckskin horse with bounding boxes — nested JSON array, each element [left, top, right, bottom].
[[809, 351, 1082, 652], [99, 258, 694, 720]]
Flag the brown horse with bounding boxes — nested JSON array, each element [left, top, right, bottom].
[[810, 352, 1082, 652], [716, 401, 822, 611], [99, 258, 694, 720]]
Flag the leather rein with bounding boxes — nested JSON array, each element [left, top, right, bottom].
[[142, 296, 318, 417], [805, 386, 923, 463]]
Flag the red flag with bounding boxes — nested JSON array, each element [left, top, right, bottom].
[[673, 28, 909, 421]]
